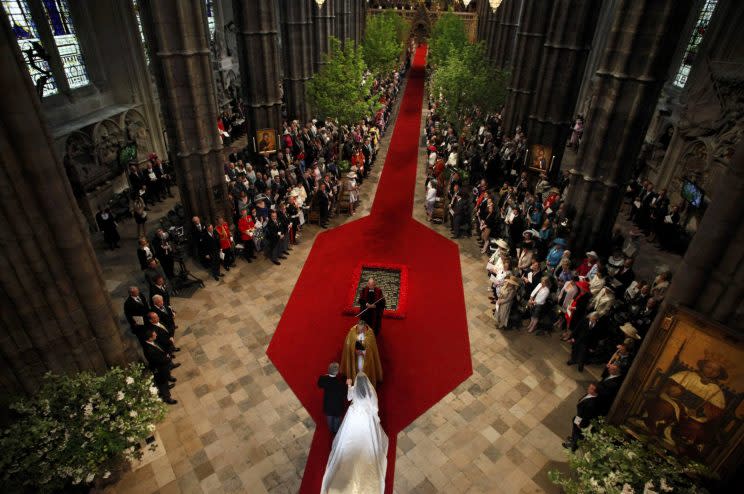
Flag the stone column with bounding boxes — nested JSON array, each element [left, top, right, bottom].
[[492, 0, 522, 69], [477, 0, 491, 41], [335, 0, 352, 44], [233, 0, 284, 135], [313, 0, 336, 72], [0, 18, 134, 395], [501, 0, 553, 134], [527, 0, 600, 178], [138, 0, 228, 224], [485, 4, 501, 64], [564, 0, 695, 254], [280, 0, 314, 121]]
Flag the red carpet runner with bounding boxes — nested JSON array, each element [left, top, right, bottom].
[[267, 45, 472, 493]]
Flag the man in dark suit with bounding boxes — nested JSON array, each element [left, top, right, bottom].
[[449, 184, 466, 238], [563, 382, 600, 451], [597, 363, 624, 415], [567, 312, 605, 372], [316, 183, 330, 228], [204, 224, 222, 281], [317, 362, 346, 434], [276, 202, 292, 256], [265, 210, 285, 265], [150, 275, 171, 308], [147, 312, 181, 369], [123, 286, 149, 343], [142, 329, 177, 405], [191, 216, 208, 266], [152, 294, 177, 339]]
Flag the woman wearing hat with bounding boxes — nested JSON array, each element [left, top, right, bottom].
[[345, 171, 359, 215], [495, 276, 520, 330]]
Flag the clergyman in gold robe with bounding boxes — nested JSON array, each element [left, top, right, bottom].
[[340, 320, 383, 388]]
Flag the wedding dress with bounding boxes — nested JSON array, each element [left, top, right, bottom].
[[320, 373, 389, 494]]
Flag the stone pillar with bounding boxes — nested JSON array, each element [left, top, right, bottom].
[[313, 0, 335, 72], [280, 0, 314, 121], [477, 0, 491, 41], [485, 4, 502, 64], [527, 0, 600, 177], [501, 0, 553, 134], [138, 0, 228, 224], [335, 0, 352, 44], [0, 18, 134, 394], [233, 0, 284, 135], [348, 0, 360, 45], [564, 0, 695, 254], [493, 0, 523, 69]]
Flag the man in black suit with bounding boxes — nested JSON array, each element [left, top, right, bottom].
[[597, 363, 624, 415], [204, 224, 223, 281], [265, 210, 285, 265], [150, 275, 171, 308], [147, 311, 180, 361], [317, 362, 346, 434], [152, 294, 177, 339], [123, 286, 149, 343], [449, 184, 466, 238], [567, 312, 605, 372], [316, 183, 330, 228], [191, 216, 208, 266], [142, 329, 178, 405], [563, 382, 600, 451], [276, 202, 292, 256]]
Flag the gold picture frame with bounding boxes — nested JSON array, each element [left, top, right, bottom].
[[612, 306, 744, 479]]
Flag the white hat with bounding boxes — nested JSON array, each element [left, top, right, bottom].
[[347, 172, 357, 178], [620, 323, 641, 340], [492, 239, 509, 250], [586, 251, 598, 258]]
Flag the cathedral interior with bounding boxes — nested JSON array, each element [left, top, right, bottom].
[[0, 0, 743, 493]]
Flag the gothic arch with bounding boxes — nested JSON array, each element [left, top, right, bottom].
[[92, 118, 124, 170]]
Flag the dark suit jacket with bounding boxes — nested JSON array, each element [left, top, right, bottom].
[[150, 284, 171, 308], [137, 247, 152, 270], [572, 316, 606, 348], [576, 395, 600, 428], [124, 296, 149, 332], [153, 304, 175, 335], [142, 341, 171, 371], [316, 190, 330, 212], [148, 322, 174, 353], [317, 375, 346, 416], [597, 375, 624, 415], [265, 219, 283, 245], [204, 232, 221, 256]]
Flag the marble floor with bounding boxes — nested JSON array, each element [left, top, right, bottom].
[[97, 95, 681, 493]]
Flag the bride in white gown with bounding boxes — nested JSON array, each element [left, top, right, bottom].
[[321, 373, 389, 494]]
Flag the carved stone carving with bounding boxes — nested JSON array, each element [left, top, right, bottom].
[[64, 131, 96, 195], [93, 119, 124, 170], [123, 109, 152, 163]]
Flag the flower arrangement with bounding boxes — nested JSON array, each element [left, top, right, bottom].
[[338, 159, 352, 173], [549, 419, 715, 494], [0, 363, 167, 492]]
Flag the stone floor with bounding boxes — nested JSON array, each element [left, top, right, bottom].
[[98, 104, 683, 492]]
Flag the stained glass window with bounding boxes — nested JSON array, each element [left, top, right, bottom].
[[205, 0, 215, 41], [131, 0, 149, 64], [2, 0, 58, 96], [41, 0, 89, 88], [673, 0, 718, 88]]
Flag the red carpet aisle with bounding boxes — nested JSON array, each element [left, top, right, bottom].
[[267, 45, 472, 493]]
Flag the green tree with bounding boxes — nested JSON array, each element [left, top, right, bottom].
[[429, 42, 509, 131], [362, 12, 409, 78], [306, 37, 379, 127], [428, 12, 469, 68]]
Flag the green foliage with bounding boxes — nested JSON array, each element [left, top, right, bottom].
[[337, 159, 351, 173], [428, 12, 469, 68], [306, 37, 380, 127], [0, 363, 167, 492], [548, 419, 715, 494], [363, 12, 409, 78], [429, 42, 509, 131]]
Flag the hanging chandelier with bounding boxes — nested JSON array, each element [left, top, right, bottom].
[[489, 0, 502, 12], [315, 0, 326, 8]]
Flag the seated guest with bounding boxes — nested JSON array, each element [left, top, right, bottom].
[[237, 209, 257, 262], [526, 276, 551, 334]]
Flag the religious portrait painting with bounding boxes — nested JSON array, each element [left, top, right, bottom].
[[256, 128, 277, 155], [619, 307, 744, 476], [529, 144, 552, 173]]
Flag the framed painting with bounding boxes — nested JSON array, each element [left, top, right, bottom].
[[612, 306, 744, 478], [528, 144, 552, 173], [256, 128, 277, 155]]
